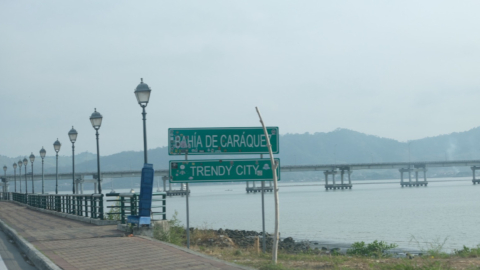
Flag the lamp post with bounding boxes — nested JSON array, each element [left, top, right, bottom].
[[13, 163, 17, 192], [90, 109, 103, 195], [23, 157, 27, 194], [3, 166, 6, 194], [29, 153, 35, 193], [18, 160, 22, 193], [134, 78, 152, 164], [40, 147, 46, 194], [68, 127, 78, 194], [54, 139, 61, 194]]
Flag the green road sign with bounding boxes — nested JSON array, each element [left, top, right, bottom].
[[168, 127, 279, 155], [169, 158, 281, 183]]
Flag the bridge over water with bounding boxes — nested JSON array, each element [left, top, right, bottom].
[[2, 159, 480, 193]]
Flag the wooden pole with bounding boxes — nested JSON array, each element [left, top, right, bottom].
[[255, 107, 279, 264]]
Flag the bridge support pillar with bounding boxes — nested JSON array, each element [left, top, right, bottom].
[[471, 166, 480, 185], [400, 170, 404, 186], [169, 181, 172, 191], [324, 170, 350, 190], [415, 171, 419, 184], [269, 181, 272, 188], [408, 168, 412, 185], [162, 176, 167, 192], [340, 170, 344, 186], [253, 181, 256, 188]]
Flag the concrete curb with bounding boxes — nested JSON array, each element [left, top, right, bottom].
[[25, 205, 118, 226], [138, 236, 256, 270], [0, 218, 61, 270]]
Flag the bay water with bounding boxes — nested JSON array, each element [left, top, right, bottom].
[[114, 177, 479, 252]]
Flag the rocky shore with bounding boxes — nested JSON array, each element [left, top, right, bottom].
[[190, 228, 341, 254]]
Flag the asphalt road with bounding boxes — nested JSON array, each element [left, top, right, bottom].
[[0, 229, 36, 270]]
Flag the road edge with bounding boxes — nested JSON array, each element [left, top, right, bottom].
[[0, 218, 61, 270]]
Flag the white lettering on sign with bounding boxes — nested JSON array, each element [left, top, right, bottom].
[[235, 165, 259, 176], [189, 165, 259, 177], [174, 133, 276, 149], [190, 166, 233, 177]]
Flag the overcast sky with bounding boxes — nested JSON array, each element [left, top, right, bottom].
[[1, 1, 480, 158]]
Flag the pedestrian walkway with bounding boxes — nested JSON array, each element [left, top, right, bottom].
[[0, 202, 249, 270]]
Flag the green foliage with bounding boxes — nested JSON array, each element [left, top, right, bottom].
[[106, 197, 121, 221], [153, 211, 185, 246], [258, 263, 293, 270], [409, 236, 449, 258], [347, 240, 398, 258], [377, 261, 452, 270], [454, 245, 480, 258]]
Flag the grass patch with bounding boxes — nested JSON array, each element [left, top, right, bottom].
[[347, 240, 398, 258], [153, 211, 185, 246], [454, 245, 480, 258]]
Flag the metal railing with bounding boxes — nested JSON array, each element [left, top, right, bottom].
[[106, 192, 166, 224], [11, 192, 105, 220], [0, 192, 11, 201]]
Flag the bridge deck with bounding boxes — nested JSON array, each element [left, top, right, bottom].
[[0, 202, 248, 270], [4, 159, 480, 182]]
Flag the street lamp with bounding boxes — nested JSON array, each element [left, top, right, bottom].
[[134, 78, 152, 164], [23, 157, 27, 194], [54, 139, 61, 194], [68, 126, 78, 194], [13, 163, 17, 192], [17, 160, 22, 193], [29, 153, 35, 193], [90, 108, 103, 195], [40, 147, 46, 194], [2, 166, 6, 194]]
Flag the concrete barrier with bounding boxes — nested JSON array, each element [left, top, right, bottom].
[[0, 218, 61, 270]]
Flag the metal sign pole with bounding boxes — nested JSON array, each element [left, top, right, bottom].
[[185, 150, 190, 249], [261, 154, 266, 253]]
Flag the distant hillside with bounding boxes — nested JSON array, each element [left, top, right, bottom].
[[2, 127, 480, 176]]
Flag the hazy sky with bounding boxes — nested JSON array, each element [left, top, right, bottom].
[[1, 1, 480, 158]]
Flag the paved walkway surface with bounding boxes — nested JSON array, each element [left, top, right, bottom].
[[0, 202, 248, 270]]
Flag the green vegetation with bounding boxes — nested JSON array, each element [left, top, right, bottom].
[[151, 217, 480, 270], [409, 236, 450, 258], [347, 240, 398, 258], [106, 197, 121, 221], [153, 211, 185, 246], [454, 245, 480, 258]]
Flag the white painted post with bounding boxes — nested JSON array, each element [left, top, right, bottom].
[[341, 170, 344, 185], [256, 107, 279, 264], [348, 170, 352, 185]]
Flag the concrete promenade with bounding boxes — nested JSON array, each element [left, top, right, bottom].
[[0, 202, 249, 270]]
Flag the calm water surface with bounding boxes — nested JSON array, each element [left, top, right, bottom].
[[119, 177, 480, 251]]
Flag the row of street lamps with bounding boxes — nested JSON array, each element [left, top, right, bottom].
[[2, 79, 151, 196]]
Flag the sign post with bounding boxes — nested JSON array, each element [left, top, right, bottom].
[[168, 126, 280, 250]]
